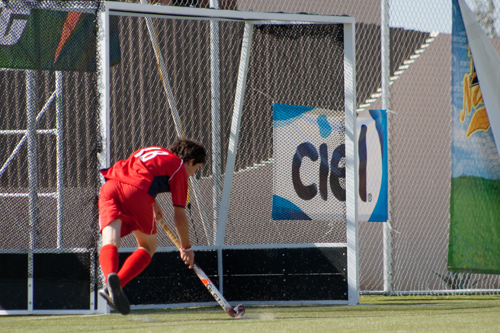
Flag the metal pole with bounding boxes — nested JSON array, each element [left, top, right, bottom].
[[381, 0, 393, 296], [344, 22, 359, 306], [97, 7, 111, 176], [140, 1, 182, 135], [210, 0, 221, 245], [97, 6, 111, 315], [27, 70, 38, 251], [26, 70, 37, 314], [0, 92, 55, 178], [56, 72, 64, 249], [216, 23, 253, 293]]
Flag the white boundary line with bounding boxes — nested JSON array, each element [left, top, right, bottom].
[[119, 243, 348, 253], [131, 299, 349, 311]]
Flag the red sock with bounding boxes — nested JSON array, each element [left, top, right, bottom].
[[117, 248, 152, 288], [99, 244, 119, 283]]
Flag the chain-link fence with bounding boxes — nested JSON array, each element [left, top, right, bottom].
[[363, 0, 500, 294], [0, 1, 102, 312], [142, 0, 500, 295], [2, 0, 500, 313]]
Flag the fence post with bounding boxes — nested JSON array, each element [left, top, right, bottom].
[[381, 0, 393, 296]]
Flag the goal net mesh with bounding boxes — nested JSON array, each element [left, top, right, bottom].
[[110, 15, 348, 249], [0, 2, 351, 311]]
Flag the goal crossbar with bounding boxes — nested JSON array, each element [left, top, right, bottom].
[[103, 1, 355, 25]]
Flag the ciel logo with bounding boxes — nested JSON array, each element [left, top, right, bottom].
[[292, 142, 346, 202], [291, 123, 375, 204]]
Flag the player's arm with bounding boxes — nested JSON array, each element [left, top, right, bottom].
[[173, 205, 194, 269]]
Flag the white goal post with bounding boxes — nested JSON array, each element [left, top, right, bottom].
[[97, 2, 358, 308]]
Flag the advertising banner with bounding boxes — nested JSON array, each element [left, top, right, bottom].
[[357, 109, 388, 222], [0, 1, 120, 71], [272, 103, 387, 222], [448, 0, 500, 273]]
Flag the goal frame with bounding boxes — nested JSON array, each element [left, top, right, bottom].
[[97, 1, 358, 308]]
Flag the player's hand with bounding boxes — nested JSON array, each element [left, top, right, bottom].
[[180, 248, 195, 269], [154, 201, 163, 220]]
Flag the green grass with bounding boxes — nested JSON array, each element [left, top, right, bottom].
[[449, 176, 500, 273], [2, 295, 500, 332]]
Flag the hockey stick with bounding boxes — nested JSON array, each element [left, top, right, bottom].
[[156, 217, 245, 319]]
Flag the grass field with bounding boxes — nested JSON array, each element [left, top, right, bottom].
[[2, 295, 500, 332]]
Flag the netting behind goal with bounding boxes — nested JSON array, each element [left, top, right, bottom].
[[0, 2, 356, 313], [102, 4, 357, 306], [107, 13, 349, 249]]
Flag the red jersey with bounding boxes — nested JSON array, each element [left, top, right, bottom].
[[100, 146, 188, 207]]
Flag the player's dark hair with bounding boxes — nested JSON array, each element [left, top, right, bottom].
[[168, 137, 207, 165]]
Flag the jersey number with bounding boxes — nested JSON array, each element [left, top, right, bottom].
[[134, 147, 169, 162]]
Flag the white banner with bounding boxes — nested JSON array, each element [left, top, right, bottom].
[[357, 109, 388, 222], [272, 104, 387, 221]]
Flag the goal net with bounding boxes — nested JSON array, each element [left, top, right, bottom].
[[99, 3, 358, 308], [0, 1, 357, 314]]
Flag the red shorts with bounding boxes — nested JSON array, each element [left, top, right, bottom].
[[98, 180, 157, 237]]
